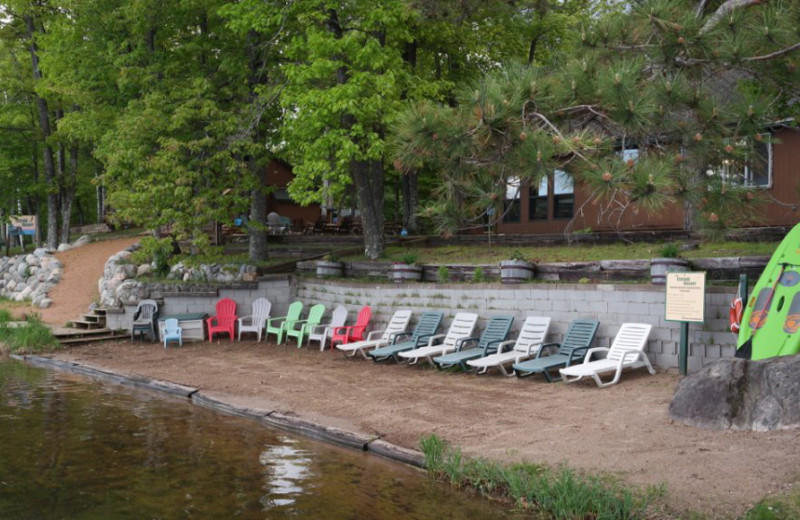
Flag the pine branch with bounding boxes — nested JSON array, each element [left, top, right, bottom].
[[743, 41, 800, 62], [700, 0, 771, 35]]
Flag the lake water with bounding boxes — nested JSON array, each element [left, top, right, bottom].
[[0, 358, 516, 519]]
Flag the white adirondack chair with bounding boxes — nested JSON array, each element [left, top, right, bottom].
[[309, 305, 349, 351], [467, 316, 551, 376], [398, 312, 478, 366], [237, 298, 272, 341], [336, 310, 413, 358], [559, 322, 654, 387]]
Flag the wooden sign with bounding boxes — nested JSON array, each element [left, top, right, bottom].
[[665, 272, 706, 323]]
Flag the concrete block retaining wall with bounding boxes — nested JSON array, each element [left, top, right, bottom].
[[296, 279, 739, 373]]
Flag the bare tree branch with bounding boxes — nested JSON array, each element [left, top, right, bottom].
[[743, 41, 800, 61], [700, 0, 771, 35]]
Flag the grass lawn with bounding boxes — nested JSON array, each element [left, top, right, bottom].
[[351, 240, 778, 265]]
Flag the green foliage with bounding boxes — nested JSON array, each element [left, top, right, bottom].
[[437, 265, 450, 283], [472, 266, 486, 283], [508, 250, 528, 262], [745, 487, 800, 520], [399, 253, 419, 266], [0, 313, 60, 355], [131, 237, 174, 276], [419, 434, 649, 518], [322, 253, 340, 263], [658, 243, 681, 259]]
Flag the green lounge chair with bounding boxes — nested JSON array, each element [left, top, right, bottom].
[[512, 318, 599, 382], [432, 315, 514, 371], [368, 312, 443, 362], [265, 301, 304, 344], [284, 303, 327, 347]]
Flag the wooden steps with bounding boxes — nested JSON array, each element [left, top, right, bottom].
[[56, 308, 126, 346]]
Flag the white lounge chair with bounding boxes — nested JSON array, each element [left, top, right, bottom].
[[466, 316, 551, 375], [237, 297, 272, 341], [398, 312, 478, 366], [559, 322, 654, 387], [309, 305, 348, 351], [335, 309, 413, 358]]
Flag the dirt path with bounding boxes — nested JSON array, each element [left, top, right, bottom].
[[52, 339, 800, 519], [36, 236, 140, 326]]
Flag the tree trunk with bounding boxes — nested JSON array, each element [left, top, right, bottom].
[[353, 159, 385, 260], [248, 161, 269, 262], [59, 144, 78, 244], [24, 14, 59, 249], [401, 171, 419, 233]]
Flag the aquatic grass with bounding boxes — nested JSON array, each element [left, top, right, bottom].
[[0, 313, 60, 355], [745, 487, 800, 520], [420, 434, 651, 519]]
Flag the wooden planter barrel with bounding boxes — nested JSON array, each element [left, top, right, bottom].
[[650, 258, 690, 285], [390, 263, 423, 283], [316, 261, 344, 278], [499, 260, 535, 284]]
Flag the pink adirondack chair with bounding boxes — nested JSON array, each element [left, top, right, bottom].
[[331, 305, 372, 346], [206, 298, 238, 340]]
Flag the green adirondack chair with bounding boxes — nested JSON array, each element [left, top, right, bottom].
[[284, 303, 326, 347], [512, 318, 599, 382], [433, 316, 514, 372], [368, 312, 443, 362], [265, 301, 304, 344]]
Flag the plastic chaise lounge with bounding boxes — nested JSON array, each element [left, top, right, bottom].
[[206, 298, 237, 341], [466, 316, 551, 375], [397, 312, 479, 366], [237, 297, 272, 341], [309, 305, 348, 351], [559, 322, 654, 388], [336, 310, 413, 358], [265, 301, 304, 344], [368, 312, 443, 362], [432, 315, 514, 371], [284, 303, 326, 347], [512, 319, 599, 381], [330, 305, 371, 347]]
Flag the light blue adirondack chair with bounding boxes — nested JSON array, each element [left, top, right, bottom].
[[163, 318, 182, 348]]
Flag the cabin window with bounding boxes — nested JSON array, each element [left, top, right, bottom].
[[710, 134, 772, 188], [528, 177, 549, 221], [503, 176, 521, 223], [553, 170, 574, 219]]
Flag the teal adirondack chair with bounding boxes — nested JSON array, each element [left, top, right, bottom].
[[368, 312, 443, 362], [512, 319, 599, 382], [433, 316, 514, 372], [284, 303, 326, 347], [265, 301, 304, 344]]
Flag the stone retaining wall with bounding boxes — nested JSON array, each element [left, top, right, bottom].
[[0, 249, 63, 308], [296, 279, 739, 373]]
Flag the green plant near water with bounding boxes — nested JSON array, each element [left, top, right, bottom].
[[0, 311, 60, 355], [745, 487, 800, 520], [420, 434, 651, 518]]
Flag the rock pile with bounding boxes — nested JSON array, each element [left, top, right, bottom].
[[0, 248, 63, 308], [98, 244, 259, 307], [669, 356, 800, 431]]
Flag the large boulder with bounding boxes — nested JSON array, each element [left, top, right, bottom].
[[669, 357, 800, 431]]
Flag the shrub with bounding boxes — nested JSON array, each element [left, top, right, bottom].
[[0, 313, 60, 355], [400, 253, 419, 265], [472, 266, 486, 283], [437, 265, 450, 283], [131, 237, 175, 276], [322, 253, 340, 262], [658, 242, 681, 258], [508, 249, 527, 262]]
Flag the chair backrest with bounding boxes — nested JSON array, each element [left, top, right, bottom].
[[306, 304, 326, 326], [512, 316, 552, 353], [410, 312, 444, 342], [607, 323, 653, 362], [215, 298, 236, 317], [165, 318, 180, 335], [477, 316, 514, 349], [136, 299, 158, 320], [380, 310, 413, 340], [251, 298, 272, 321], [285, 301, 304, 321], [330, 305, 348, 329], [558, 319, 600, 356], [442, 313, 479, 348], [353, 306, 372, 328], [267, 212, 281, 225]]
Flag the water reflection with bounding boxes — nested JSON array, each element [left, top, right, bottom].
[[0, 358, 516, 520]]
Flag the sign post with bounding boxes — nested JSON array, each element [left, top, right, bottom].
[[665, 272, 706, 375]]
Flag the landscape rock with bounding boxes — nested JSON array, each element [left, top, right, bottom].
[[57, 243, 72, 252], [137, 264, 153, 277], [72, 235, 91, 248], [669, 357, 800, 431], [39, 298, 53, 309]]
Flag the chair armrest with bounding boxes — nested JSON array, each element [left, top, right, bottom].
[[366, 329, 386, 341], [266, 315, 287, 325], [331, 325, 353, 336], [496, 339, 516, 354], [568, 346, 590, 362], [237, 315, 253, 324], [583, 347, 608, 363], [423, 333, 445, 347], [309, 324, 330, 335], [391, 331, 412, 344], [526, 342, 543, 356], [454, 336, 478, 352], [482, 339, 505, 356], [536, 342, 560, 358]]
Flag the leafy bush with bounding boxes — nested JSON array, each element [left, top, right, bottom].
[[508, 250, 527, 262], [437, 265, 450, 282], [658, 242, 681, 258], [472, 266, 486, 282], [131, 237, 175, 276], [400, 253, 419, 265]]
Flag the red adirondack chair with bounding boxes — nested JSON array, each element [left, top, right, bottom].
[[331, 305, 371, 346], [206, 298, 238, 340]]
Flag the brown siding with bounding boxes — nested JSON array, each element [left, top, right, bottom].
[[265, 160, 321, 225], [761, 128, 800, 226]]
